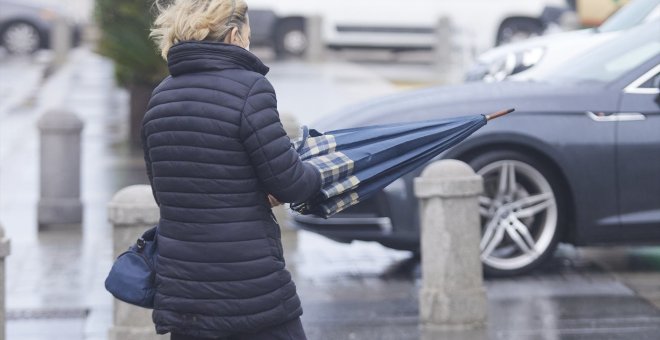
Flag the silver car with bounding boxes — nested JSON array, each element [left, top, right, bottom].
[[466, 0, 660, 82]]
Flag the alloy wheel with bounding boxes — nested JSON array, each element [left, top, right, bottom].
[[477, 160, 558, 272]]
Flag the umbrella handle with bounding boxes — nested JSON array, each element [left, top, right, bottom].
[[485, 108, 515, 121]]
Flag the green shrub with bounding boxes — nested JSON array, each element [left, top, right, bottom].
[[95, 0, 167, 87]]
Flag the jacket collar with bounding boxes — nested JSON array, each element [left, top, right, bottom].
[[167, 41, 269, 76]]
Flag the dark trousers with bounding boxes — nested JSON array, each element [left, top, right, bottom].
[[170, 317, 307, 340]]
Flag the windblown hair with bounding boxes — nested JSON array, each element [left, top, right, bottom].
[[150, 0, 249, 60]]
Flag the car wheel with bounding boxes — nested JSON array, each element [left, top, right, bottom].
[[1, 21, 41, 55], [275, 19, 307, 58], [468, 150, 565, 277], [496, 19, 543, 46]]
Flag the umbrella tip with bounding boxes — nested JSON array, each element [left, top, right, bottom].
[[486, 108, 515, 121]]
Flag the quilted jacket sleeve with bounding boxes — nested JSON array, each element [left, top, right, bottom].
[[240, 77, 321, 203]]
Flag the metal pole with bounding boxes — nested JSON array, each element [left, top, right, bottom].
[[304, 15, 324, 62], [434, 17, 452, 80], [51, 17, 71, 70]]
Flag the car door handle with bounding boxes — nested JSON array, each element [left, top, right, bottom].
[[586, 111, 646, 122]]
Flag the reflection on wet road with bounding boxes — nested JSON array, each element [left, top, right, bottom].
[[282, 231, 660, 340]]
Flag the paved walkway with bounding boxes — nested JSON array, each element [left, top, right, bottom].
[[1, 47, 659, 340]]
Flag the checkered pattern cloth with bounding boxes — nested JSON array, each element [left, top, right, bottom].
[[291, 128, 363, 217], [306, 152, 355, 188], [295, 134, 337, 161], [319, 192, 361, 217], [295, 127, 360, 197], [321, 175, 360, 199]]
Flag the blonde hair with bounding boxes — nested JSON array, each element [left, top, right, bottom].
[[150, 0, 249, 60]]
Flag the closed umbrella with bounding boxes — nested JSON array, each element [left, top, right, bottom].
[[290, 109, 513, 218]]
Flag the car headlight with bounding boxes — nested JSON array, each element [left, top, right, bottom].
[[483, 47, 545, 82]]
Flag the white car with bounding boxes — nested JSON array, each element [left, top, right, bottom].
[[465, 0, 660, 82], [248, 0, 568, 57]]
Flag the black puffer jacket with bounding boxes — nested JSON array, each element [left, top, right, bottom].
[[141, 41, 321, 338]]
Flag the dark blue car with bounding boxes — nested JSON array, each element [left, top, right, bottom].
[[293, 20, 660, 276]]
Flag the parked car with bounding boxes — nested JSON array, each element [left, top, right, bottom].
[[466, 0, 660, 82], [292, 20, 660, 276], [0, 0, 80, 55], [248, 0, 569, 57]]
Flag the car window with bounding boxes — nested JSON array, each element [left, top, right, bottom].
[[599, 0, 660, 32], [639, 71, 660, 88]]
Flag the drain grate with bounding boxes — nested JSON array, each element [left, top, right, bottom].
[[7, 307, 89, 320]]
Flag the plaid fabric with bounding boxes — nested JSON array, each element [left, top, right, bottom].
[[320, 192, 360, 217], [306, 151, 355, 187], [321, 175, 360, 199], [296, 134, 337, 160]]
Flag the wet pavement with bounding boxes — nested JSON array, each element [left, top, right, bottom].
[[287, 231, 660, 340], [1, 47, 659, 340]]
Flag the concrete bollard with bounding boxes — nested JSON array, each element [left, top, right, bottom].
[[0, 224, 10, 340], [434, 17, 453, 78], [37, 109, 84, 229], [275, 113, 301, 231], [50, 17, 71, 69], [414, 160, 487, 332], [280, 113, 301, 141], [108, 185, 165, 340], [304, 15, 324, 62]]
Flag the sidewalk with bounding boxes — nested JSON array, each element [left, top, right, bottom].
[[2, 48, 145, 340], [1, 47, 659, 340], [0, 46, 402, 340]]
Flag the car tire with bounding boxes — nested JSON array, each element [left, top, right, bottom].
[[467, 150, 566, 277], [1, 21, 42, 55], [496, 18, 543, 46], [274, 18, 307, 58]]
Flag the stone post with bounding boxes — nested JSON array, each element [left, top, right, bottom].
[[0, 224, 10, 340], [108, 185, 165, 340], [275, 113, 301, 232], [413, 160, 487, 332], [280, 113, 301, 141], [304, 15, 324, 62], [37, 110, 84, 229], [434, 17, 452, 79], [50, 17, 71, 69]]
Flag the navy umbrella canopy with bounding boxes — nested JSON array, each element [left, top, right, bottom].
[[290, 109, 513, 218]]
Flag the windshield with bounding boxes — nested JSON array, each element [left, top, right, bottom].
[[530, 21, 660, 83], [599, 0, 660, 32]]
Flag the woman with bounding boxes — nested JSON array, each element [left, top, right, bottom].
[[143, 0, 320, 339]]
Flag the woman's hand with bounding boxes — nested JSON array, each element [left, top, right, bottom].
[[268, 195, 282, 207]]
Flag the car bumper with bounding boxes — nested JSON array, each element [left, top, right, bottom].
[[291, 213, 420, 251]]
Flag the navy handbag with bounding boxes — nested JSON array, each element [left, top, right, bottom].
[[105, 225, 158, 308]]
